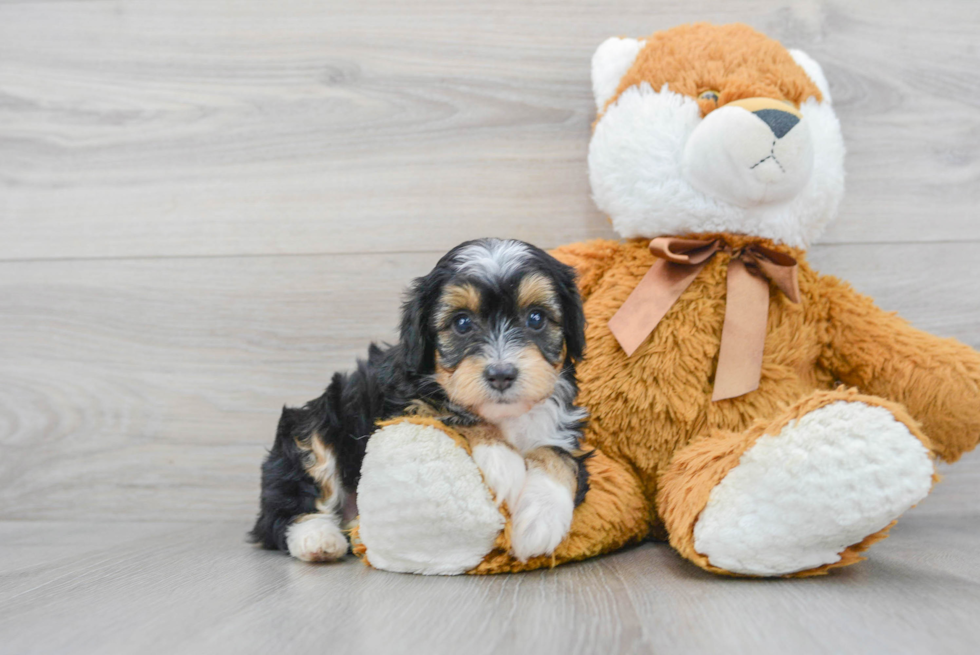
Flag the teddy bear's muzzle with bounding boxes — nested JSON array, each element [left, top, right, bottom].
[[682, 96, 815, 209]]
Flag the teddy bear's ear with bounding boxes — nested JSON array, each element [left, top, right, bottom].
[[591, 37, 645, 111], [789, 49, 832, 104]]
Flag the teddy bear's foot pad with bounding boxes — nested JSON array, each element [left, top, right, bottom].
[[357, 421, 505, 575], [693, 401, 934, 575]]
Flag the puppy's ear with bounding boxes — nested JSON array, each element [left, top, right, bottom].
[[399, 267, 446, 375], [552, 260, 586, 365]]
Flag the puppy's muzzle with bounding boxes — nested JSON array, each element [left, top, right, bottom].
[[484, 363, 518, 392]]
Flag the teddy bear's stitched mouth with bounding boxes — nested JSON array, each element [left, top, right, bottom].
[[749, 140, 786, 173]]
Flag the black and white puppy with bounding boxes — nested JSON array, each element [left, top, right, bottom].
[[249, 238, 588, 563]]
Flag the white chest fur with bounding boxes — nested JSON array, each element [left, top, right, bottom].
[[495, 384, 586, 455]]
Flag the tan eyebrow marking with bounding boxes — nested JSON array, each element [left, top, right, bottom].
[[517, 273, 560, 315], [436, 283, 482, 326]]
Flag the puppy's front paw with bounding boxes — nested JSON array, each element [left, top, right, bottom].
[[285, 515, 348, 562], [471, 443, 526, 510], [510, 467, 574, 561]]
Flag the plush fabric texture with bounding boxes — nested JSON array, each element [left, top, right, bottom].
[[588, 23, 845, 248], [692, 399, 933, 575], [591, 36, 646, 110], [657, 389, 939, 577], [558, 236, 977, 480], [356, 417, 506, 575], [669, 391, 936, 576], [788, 49, 832, 102], [536, 236, 975, 576], [353, 22, 980, 577], [604, 23, 822, 117]]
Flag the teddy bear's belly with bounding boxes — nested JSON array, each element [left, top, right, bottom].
[[575, 264, 832, 520]]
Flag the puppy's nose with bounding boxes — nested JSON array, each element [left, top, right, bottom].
[[753, 109, 800, 139], [484, 363, 518, 391]]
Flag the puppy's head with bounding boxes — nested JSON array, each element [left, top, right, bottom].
[[400, 238, 584, 422]]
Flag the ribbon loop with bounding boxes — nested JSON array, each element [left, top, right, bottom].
[[608, 237, 802, 401], [649, 237, 722, 264], [741, 245, 801, 304]]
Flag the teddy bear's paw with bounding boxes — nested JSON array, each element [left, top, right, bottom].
[[357, 421, 505, 575], [510, 467, 575, 561], [693, 400, 934, 576], [285, 515, 349, 562], [471, 442, 527, 510]]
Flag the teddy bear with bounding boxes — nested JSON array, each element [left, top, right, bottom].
[[350, 22, 980, 577]]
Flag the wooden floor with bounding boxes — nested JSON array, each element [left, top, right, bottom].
[[1, 1, 979, 653]]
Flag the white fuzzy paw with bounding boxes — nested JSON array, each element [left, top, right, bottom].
[[471, 443, 527, 510], [693, 401, 935, 576], [510, 467, 575, 561], [285, 515, 348, 562]]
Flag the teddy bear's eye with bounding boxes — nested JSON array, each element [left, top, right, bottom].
[[698, 90, 720, 103]]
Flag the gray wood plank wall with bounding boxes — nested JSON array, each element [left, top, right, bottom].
[[1, 0, 978, 563]]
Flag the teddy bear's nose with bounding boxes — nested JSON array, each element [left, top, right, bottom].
[[753, 109, 800, 139], [725, 97, 804, 140]]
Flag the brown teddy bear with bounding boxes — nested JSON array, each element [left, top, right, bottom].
[[352, 23, 980, 577]]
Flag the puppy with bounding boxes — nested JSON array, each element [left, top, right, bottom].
[[249, 238, 589, 563]]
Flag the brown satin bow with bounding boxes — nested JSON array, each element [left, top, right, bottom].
[[608, 237, 801, 401]]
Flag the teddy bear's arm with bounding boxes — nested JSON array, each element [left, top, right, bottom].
[[549, 239, 623, 300], [820, 276, 980, 462]]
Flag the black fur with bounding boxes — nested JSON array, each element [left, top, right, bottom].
[[530, 243, 587, 368], [398, 263, 452, 376], [571, 449, 595, 507], [249, 238, 589, 553], [248, 347, 439, 550]]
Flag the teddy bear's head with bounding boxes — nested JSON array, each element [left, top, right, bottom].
[[588, 23, 845, 248]]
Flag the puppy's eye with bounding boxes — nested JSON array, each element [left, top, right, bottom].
[[452, 313, 473, 335], [526, 310, 546, 331]]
